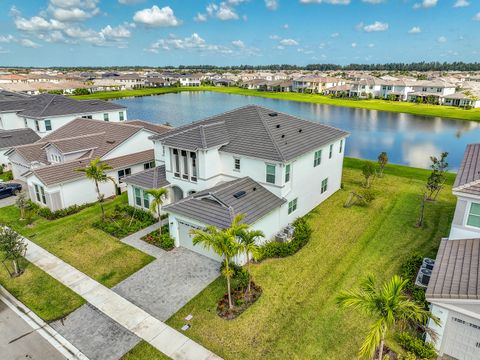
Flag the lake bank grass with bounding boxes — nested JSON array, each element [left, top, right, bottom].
[[71, 86, 480, 121]]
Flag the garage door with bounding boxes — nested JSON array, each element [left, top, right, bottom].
[[178, 221, 222, 262], [444, 315, 480, 360]]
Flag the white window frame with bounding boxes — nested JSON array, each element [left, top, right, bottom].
[[339, 139, 343, 153], [44, 119, 52, 131], [321, 178, 328, 194], [266, 164, 276, 184], [118, 168, 131, 180], [234, 158, 241, 171], [329, 144, 333, 159], [466, 202, 480, 228], [34, 184, 46, 205], [288, 198, 297, 214], [119, 111, 124, 121], [314, 150, 322, 167], [285, 163, 291, 183], [103, 113, 109, 122]]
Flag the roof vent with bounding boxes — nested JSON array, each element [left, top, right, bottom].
[[298, 129, 303, 133], [268, 112, 278, 117], [252, 187, 257, 191], [106, 140, 116, 144], [233, 190, 246, 199], [281, 134, 285, 138], [276, 124, 280, 128]]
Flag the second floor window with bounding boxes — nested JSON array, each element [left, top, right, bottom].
[[104, 113, 109, 122], [329, 144, 333, 159], [266, 164, 276, 184], [118, 168, 131, 180], [285, 164, 291, 183], [119, 111, 125, 121], [144, 161, 155, 170], [234, 158, 241, 171], [45, 120, 52, 131], [467, 203, 480, 228], [35, 120, 40, 132], [314, 150, 322, 167], [339, 139, 343, 153]]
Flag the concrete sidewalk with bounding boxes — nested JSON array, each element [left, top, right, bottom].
[[22, 238, 222, 360]]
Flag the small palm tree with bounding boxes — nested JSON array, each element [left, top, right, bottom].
[[145, 188, 168, 236], [337, 274, 439, 360], [76, 158, 115, 221], [238, 229, 264, 293]]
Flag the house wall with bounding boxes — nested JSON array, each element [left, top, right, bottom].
[[102, 130, 155, 160], [9, 152, 31, 180], [0, 112, 24, 130], [449, 193, 480, 239], [126, 184, 172, 213]]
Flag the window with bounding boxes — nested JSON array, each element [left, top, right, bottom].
[[288, 198, 297, 214], [144, 161, 155, 170], [24, 118, 28, 128], [437, 88, 442, 93], [134, 187, 142, 207], [321, 178, 328, 194], [314, 150, 322, 167], [266, 164, 276, 184], [81, 115, 93, 119], [234, 158, 241, 171], [34, 184, 46, 205], [191, 152, 197, 181], [181, 150, 189, 179], [44, 120, 52, 131], [35, 120, 40, 132], [339, 139, 343, 153], [329, 144, 333, 159], [422, 87, 427, 92], [134, 187, 151, 209], [173, 149, 180, 177], [467, 203, 480, 228], [104, 113, 109, 122], [143, 191, 150, 209], [118, 168, 131, 180], [285, 164, 291, 183]]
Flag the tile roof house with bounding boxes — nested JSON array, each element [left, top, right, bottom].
[[0, 128, 40, 167], [0, 91, 127, 136], [123, 105, 349, 262], [425, 143, 480, 359], [7, 118, 170, 211]]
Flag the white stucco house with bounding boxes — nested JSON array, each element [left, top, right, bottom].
[[426, 143, 480, 360], [0, 91, 127, 137], [6, 118, 170, 210], [123, 105, 349, 261]]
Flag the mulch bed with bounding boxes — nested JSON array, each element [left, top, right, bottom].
[[217, 282, 262, 320]]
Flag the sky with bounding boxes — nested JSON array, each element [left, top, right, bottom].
[[0, 0, 479, 67]]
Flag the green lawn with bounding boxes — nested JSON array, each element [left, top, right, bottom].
[[0, 194, 154, 288], [122, 341, 171, 360], [165, 161, 456, 359], [71, 86, 480, 122]]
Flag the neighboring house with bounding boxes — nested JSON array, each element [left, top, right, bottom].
[[6, 118, 170, 210], [0, 128, 40, 168], [0, 92, 127, 136], [292, 76, 345, 93], [178, 75, 201, 87], [124, 105, 349, 261], [426, 143, 480, 359], [444, 92, 480, 108]]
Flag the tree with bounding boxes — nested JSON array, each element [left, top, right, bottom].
[[190, 214, 247, 309], [416, 191, 428, 228], [362, 161, 376, 188], [238, 228, 264, 293], [145, 188, 168, 236], [15, 191, 29, 219], [337, 275, 439, 360], [0, 227, 27, 277], [426, 152, 448, 201], [76, 158, 115, 221], [377, 152, 388, 178]]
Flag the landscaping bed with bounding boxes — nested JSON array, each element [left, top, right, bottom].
[[140, 224, 174, 250], [217, 282, 262, 320]]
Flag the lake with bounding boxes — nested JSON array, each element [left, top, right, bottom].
[[113, 91, 480, 171]]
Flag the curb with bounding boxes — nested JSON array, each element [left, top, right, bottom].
[[0, 285, 89, 360]]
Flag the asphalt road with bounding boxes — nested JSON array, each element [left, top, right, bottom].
[[0, 300, 66, 360]]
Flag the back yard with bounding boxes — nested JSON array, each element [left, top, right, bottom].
[[165, 160, 456, 359]]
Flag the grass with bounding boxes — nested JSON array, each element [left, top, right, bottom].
[[71, 86, 480, 122], [0, 194, 154, 288], [0, 258, 85, 321], [121, 341, 171, 360], [0, 170, 13, 182], [165, 161, 456, 359]]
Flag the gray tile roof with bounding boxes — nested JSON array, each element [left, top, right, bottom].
[[453, 144, 480, 196], [426, 238, 480, 300], [164, 176, 286, 229], [0, 90, 31, 101], [0, 128, 40, 149], [16, 94, 126, 119], [122, 165, 169, 189], [151, 105, 349, 162]]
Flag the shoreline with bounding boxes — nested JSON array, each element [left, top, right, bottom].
[[71, 86, 480, 122]]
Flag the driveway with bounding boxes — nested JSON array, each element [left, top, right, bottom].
[[0, 300, 65, 360]]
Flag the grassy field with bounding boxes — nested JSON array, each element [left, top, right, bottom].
[[121, 341, 170, 360], [71, 86, 480, 121], [165, 161, 456, 360], [0, 194, 154, 288]]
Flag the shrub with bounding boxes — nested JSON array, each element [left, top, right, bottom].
[[3, 171, 13, 181], [397, 332, 437, 359], [220, 262, 250, 290], [257, 217, 312, 260], [398, 352, 417, 360], [37, 203, 94, 220], [93, 205, 156, 238], [401, 254, 427, 306], [142, 226, 175, 250]]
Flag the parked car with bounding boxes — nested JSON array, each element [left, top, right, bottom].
[[0, 183, 22, 199]]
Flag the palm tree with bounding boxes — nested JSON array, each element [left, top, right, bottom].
[[336, 274, 439, 360], [145, 188, 168, 236], [190, 214, 248, 309], [238, 229, 264, 293], [76, 158, 115, 221]]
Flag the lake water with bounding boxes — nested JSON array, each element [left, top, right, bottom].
[[113, 91, 480, 171]]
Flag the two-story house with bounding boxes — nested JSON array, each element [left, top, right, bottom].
[[0, 92, 127, 136], [426, 143, 480, 360], [6, 118, 170, 210], [123, 105, 349, 261], [292, 76, 345, 94]]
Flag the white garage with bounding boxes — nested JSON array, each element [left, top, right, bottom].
[[177, 220, 222, 262], [442, 314, 480, 360]]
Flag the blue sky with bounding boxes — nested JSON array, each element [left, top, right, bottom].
[[0, 0, 478, 67]]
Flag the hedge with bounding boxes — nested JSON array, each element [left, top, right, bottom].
[[37, 202, 94, 220], [397, 332, 437, 359]]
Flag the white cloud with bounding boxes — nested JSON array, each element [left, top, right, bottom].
[[351, 42, 357, 47], [330, 32, 340, 37], [20, 38, 41, 48], [283, 24, 289, 29], [14, 16, 65, 32], [368, 43, 375, 48], [232, 39, 245, 48], [269, 34, 280, 40], [437, 36, 447, 43], [453, 0, 469, 7], [473, 13, 480, 21], [361, 21, 389, 32], [118, 0, 145, 4], [413, 0, 437, 9], [300, 0, 350, 4], [279, 38, 298, 46], [48, 0, 100, 21], [0, 35, 15, 43], [362, 0, 385, 3], [265, 0, 279, 10], [133, 6, 181, 27], [50, 8, 93, 22], [194, 13, 208, 22], [408, 26, 421, 34]]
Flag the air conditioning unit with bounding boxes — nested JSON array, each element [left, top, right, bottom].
[[275, 232, 288, 243], [422, 258, 435, 271], [283, 225, 295, 238], [415, 268, 432, 288]]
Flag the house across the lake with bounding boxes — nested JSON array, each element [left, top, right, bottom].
[[426, 143, 480, 360], [123, 105, 349, 262]]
